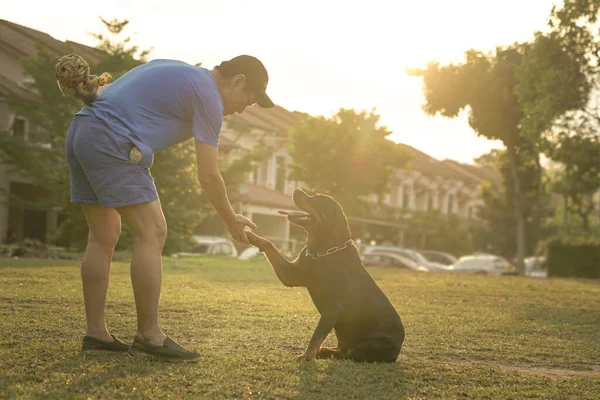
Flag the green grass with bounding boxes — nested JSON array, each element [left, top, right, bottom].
[[1, 255, 599, 399]]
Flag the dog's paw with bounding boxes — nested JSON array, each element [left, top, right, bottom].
[[296, 351, 317, 362], [246, 231, 268, 249]]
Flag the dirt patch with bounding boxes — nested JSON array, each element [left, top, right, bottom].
[[404, 352, 600, 379], [498, 364, 600, 378]]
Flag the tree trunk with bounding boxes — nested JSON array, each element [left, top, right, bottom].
[[562, 193, 569, 237], [507, 145, 526, 274], [581, 213, 590, 232]]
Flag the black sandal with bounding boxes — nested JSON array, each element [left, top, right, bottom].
[[82, 334, 130, 352], [129, 336, 200, 362]]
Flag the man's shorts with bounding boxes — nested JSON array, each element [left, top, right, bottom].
[[65, 115, 158, 208]]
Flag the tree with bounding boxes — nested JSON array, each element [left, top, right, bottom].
[[288, 108, 409, 216], [408, 31, 588, 273], [471, 152, 555, 259], [546, 117, 600, 233]]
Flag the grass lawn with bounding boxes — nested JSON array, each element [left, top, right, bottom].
[[0, 255, 599, 399]]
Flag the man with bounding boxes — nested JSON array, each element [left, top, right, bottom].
[[67, 55, 274, 362]]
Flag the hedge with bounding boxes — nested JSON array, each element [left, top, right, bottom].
[[547, 237, 600, 279]]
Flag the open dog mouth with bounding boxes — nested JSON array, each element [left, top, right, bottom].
[[278, 210, 313, 222]]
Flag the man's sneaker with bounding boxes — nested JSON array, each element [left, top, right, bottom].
[[82, 335, 130, 352], [129, 336, 200, 362]]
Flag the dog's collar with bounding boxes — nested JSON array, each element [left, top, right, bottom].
[[305, 239, 354, 259]]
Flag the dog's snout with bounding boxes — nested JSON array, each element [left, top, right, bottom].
[[293, 188, 310, 204]]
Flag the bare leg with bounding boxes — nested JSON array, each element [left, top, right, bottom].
[[117, 199, 167, 346], [81, 205, 122, 341]]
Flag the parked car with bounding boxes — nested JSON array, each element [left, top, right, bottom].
[[362, 246, 450, 271], [524, 256, 547, 278], [420, 250, 458, 266], [171, 235, 238, 258], [449, 255, 516, 276], [238, 246, 261, 260], [362, 251, 429, 272]]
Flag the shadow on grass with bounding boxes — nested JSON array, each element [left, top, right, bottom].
[[294, 358, 409, 400], [12, 351, 190, 398]]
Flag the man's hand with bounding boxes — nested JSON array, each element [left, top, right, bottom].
[[72, 75, 99, 105], [225, 214, 257, 245]]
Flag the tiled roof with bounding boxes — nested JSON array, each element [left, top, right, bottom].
[[397, 143, 501, 186], [0, 74, 39, 102], [224, 105, 304, 136]]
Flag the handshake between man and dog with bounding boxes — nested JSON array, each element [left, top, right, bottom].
[[246, 189, 405, 362]]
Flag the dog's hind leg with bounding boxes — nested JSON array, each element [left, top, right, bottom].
[[346, 335, 401, 363]]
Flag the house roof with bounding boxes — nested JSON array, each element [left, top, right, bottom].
[[0, 74, 39, 102], [0, 19, 102, 101], [224, 105, 304, 136], [0, 20, 101, 61], [1, 18, 502, 191]]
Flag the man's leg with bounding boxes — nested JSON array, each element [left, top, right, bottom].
[[116, 199, 167, 346], [81, 204, 121, 341]]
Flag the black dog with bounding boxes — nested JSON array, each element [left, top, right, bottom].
[[247, 189, 405, 362]]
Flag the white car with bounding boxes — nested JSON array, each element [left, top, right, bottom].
[[171, 235, 238, 258], [525, 256, 547, 278], [420, 250, 458, 266], [362, 251, 430, 272], [449, 255, 516, 276], [238, 246, 261, 260], [362, 246, 450, 271]]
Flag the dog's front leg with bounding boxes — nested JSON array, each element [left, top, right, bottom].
[[247, 232, 306, 287], [299, 306, 340, 361]]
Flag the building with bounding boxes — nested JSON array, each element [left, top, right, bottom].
[[0, 19, 500, 251]]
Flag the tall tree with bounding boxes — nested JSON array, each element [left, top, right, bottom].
[[408, 31, 588, 273], [472, 150, 554, 259], [287, 108, 409, 216]]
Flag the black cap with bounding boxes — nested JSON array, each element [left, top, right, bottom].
[[216, 55, 274, 108]]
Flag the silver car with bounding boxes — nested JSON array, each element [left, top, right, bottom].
[[362, 246, 450, 271], [449, 255, 516, 276], [171, 235, 238, 258]]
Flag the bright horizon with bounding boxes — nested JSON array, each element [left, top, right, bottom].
[[3, 0, 561, 164]]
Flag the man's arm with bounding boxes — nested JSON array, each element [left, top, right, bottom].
[[195, 140, 254, 244]]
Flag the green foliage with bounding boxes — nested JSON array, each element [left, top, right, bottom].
[[547, 236, 600, 278], [288, 108, 409, 216], [471, 178, 554, 259], [549, 0, 600, 77], [545, 118, 600, 232], [516, 33, 589, 138], [399, 211, 474, 256]]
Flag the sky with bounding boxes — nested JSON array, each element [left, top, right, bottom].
[[3, 0, 561, 164]]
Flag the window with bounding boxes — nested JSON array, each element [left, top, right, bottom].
[[447, 194, 454, 214], [402, 185, 411, 209], [427, 193, 433, 211], [11, 116, 28, 138], [275, 156, 286, 192]]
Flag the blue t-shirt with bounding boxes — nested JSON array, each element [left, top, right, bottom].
[[77, 59, 223, 150]]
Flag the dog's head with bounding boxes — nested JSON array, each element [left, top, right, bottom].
[[279, 188, 351, 253]]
